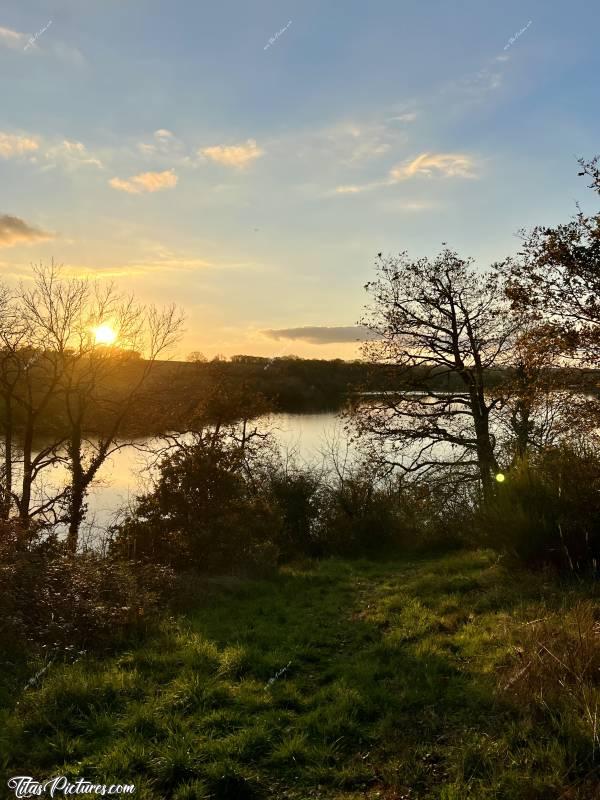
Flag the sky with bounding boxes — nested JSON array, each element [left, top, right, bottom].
[[0, 0, 599, 359]]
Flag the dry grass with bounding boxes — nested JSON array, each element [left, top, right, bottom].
[[501, 601, 600, 757]]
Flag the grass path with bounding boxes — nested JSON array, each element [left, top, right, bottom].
[[1, 550, 599, 799]]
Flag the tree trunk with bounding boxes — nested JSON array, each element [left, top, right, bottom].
[[470, 388, 498, 502], [512, 402, 531, 460], [2, 393, 13, 519], [66, 424, 85, 553], [66, 483, 85, 553], [19, 413, 34, 529]]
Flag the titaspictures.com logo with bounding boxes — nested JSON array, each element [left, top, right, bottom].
[[7, 776, 135, 797]]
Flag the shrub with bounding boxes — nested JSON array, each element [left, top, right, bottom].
[[267, 467, 323, 559], [316, 467, 471, 558], [111, 437, 281, 575], [318, 473, 404, 557], [0, 526, 173, 657], [112, 434, 474, 573], [478, 445, 600, 570]]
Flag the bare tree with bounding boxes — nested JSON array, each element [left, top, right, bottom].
[[0, 263, 184, 549], [0, 266, 84, 533], [355, 249, 519, 499], [149, 357, 274, 493], [0, 282, 23, 519], [57, 295, 184, 552]]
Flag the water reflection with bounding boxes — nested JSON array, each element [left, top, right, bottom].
[[26, 412, 346, 546]]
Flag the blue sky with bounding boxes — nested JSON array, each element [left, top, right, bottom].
[[1, 0, 598, 357]]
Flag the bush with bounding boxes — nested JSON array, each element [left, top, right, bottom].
[[111, 438, 281, 575], [316, 467, 470, 558], [319, 473, 405, 557], [112, 429, 478, 574], [267, 467, 323, 559], [478, 445, 600, 570], [0, 526, 173, 657]]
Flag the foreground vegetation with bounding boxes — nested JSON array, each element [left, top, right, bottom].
[[2, 550, 599, 799]]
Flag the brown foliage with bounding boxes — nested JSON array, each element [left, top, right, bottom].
[[0, 523, 174, 656], [501, 601, 600, 754]]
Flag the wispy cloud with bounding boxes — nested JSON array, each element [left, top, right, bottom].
[[109, 169, 178, 194], [460, 65, 503, 95], [62, 253, 264, 279], [335, 185, 364, 194], [0, 22, 83, 63], [44, 39, 84, 65], [379, 199, 434, 213], [389, 112, 418, 123], [0, 215, 54, 248], [44, 139, 103, 170], [137, 128, 183, 157], [390, 152, 476, 180], [435, 52, 508, 111], [0, 131, 104, 172], [348, 141, 391, 163], [289, 114, 416, 170], [124, 242, 266, 274], [334, 151, 477, 194], [0, 25, 25, 50], [263, 325, 379, 345], [0, 131, 39, 159], [200, 139, 264, 168]]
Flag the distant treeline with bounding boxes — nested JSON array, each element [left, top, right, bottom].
[[147, 355, 599, 419], [2, 352, 596, 439]]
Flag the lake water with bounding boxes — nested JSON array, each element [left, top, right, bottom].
[[38, 390, 567, 546], [73, 412, 346, 546]]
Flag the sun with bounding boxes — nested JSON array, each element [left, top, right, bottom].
[[93, 324, 117, 346]]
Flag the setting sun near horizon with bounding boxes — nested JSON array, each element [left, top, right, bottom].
[[93, 324, 117, 346]]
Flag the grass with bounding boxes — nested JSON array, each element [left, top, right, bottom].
[[1, 549, 600, 799]]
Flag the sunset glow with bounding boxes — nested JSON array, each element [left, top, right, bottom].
[[93, 324, 117, 346], [0, 1, 596, 359]]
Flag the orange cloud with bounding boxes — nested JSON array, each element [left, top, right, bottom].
[[334, 152, 477, 195], [109, 169, 178, 194], [390, 152, 476, 181], [200, 139, 263, 168], [0, 132, 39, 158], [0, 26, 25, 49]]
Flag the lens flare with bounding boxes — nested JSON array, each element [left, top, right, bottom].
[[495, 472, 506, 483]]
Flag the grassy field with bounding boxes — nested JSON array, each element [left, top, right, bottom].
[[1, 550, 599, 799]]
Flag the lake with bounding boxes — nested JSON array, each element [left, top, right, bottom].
[[71, 412, 346, 547], [34, 390, 572, 547]]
